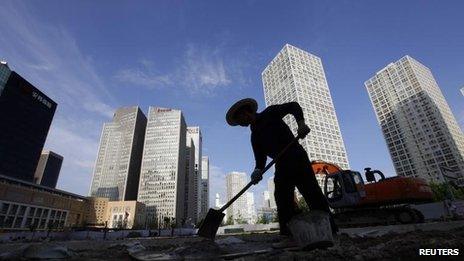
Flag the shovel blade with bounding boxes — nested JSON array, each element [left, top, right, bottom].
[[197, 208, 225, 240]]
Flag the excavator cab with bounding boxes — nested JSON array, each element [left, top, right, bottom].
[[364, 167, 386, 183], [324, 170, 366, 208]]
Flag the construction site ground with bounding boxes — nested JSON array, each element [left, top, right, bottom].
[[1, 220, 463, 260]]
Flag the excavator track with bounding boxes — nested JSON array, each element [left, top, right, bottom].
[[334, 205, 425, 228]]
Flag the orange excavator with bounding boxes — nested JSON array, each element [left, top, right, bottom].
[[311, 161, 434, 226]]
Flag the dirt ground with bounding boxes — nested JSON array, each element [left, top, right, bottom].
[[1, 223, 464, 260]]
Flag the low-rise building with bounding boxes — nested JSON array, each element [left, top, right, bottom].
[[106, 201, 146, 229], [0, 174, 87, 231], [85, 197, 109, 226]]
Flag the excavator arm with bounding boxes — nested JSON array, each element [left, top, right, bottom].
[[311, 160, 344, 175]]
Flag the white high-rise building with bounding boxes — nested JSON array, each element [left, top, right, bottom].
[[461, 86, 464, 97], [186, 127, 202, 220], [137, 107, 187, 224], [365, 56, 464, 182], [214, 193, 222, 209], [262, 190, 270, 208], [262, 44, 350, 170], [226, 172, 247, 224], [90, 107, 146, 201], [246, 192, 257, 224], [200, 156, 209, 219], [267, 177, 276, 209]]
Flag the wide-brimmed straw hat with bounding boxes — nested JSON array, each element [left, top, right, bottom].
[[226, 98, 258, 126]]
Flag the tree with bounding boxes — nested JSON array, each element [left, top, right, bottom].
[[256, 215, 269, 224], [163, 217, 170, 228], [296, 197, 309, 213], [225, 215, 234, 225], [430, 182, 464, 202], [170, 218, 176, 237], [272, 213, 279, 223]]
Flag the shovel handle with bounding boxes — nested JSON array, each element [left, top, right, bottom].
[[219, 135, 301, 212]]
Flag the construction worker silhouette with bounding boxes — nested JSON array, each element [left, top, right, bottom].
[[226, 98, 338, 248]]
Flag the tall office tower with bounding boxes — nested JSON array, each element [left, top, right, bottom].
[[262, 44, 350, 170], [267, 177, 277, 209], [0, 61, 10, 92], [186, 127, 202, 220], [461, 86, 464, 97], [245, 192, 257, 224], [90, 107, 147, 201], [184, 138, 196, 224], [226, 172, 247, 224], [0, 62, 57, 182], [365, 56, 464, 182], [33, 150, 63, 188], [138, 107, 187, 223], [200, 156, 209, 219], [262, 190, 270, 208], [214, 193, 222, 209]]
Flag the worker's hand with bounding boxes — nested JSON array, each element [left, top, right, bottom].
[[297, 120, 310, 138], [251, 169, 263, 185]]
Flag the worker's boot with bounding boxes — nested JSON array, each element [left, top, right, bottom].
[[272, 236, 299, 249]]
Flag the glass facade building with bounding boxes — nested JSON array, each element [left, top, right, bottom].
[[90, 106, 147, 201], [186, 126, 202, 221], [33, 150, 63, 188], [137, 107, 186, 223], [0, 64, 57, 182], [199, 156, 209, 219]]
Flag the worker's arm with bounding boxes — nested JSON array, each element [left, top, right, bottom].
[[271, 102, 310, 138], [270, 102, 304, 122], [251, 134, 267, 170]]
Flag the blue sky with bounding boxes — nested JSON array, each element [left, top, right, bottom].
[[1, 0, 463, 208]]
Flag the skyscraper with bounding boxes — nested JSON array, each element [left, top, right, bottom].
[[214, 193, 222, 209], [262, 190, 270, 208], [0, 62, 57, 182], [200, 156, 209, 219], [184, 138, 196, 224], [137, 107, 187, 223], [186, 127, 202, 220], [262, 44, 350, 170], [226, 172, 247, 224], [267, 177, 276, 209], [245, 192, 257, 224], [34, 150, 63, 188], [90, 106, 146, 201], [365, 56, 464, 182]]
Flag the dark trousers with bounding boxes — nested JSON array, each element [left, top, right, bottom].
[[274, 151, 337, 235]]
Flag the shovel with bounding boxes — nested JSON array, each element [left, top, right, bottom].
[[197, 135, 301, 239]]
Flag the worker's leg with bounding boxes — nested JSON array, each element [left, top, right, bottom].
[[294, 155, 339, 233], [274, 172, 296, 236]]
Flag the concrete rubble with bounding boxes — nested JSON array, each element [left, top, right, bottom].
[[0, 221, 463, 260], [0, 243, 74, 260]]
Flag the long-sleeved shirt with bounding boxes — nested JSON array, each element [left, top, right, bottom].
[[250, 102, 306, 170]]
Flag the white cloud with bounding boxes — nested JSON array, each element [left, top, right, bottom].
[[0, 2, 114, 118], [181, 44, 231, 95], [115, 68, 172, 89], [0, 2, 113, 195], [115, 43, 252, 96]]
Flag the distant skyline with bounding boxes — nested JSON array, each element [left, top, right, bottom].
[[1, 1, 463, 208]]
